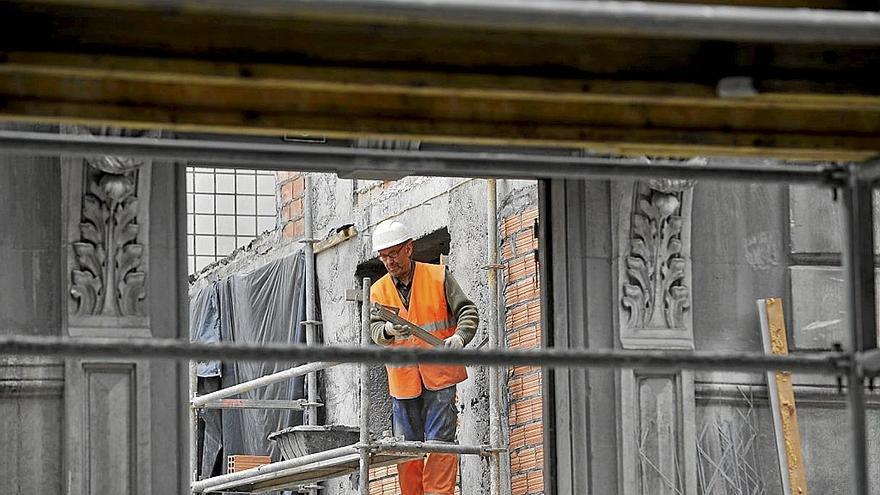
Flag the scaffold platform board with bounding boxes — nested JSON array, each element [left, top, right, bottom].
[[205, 453, 419, 493]]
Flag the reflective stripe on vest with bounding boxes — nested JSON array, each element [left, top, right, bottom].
[[370, 262, 468, 399]]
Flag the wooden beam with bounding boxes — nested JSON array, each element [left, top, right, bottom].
[[0, 2, 878, 159], [758, 298, 809, 495], [0, 55, 878, 160]]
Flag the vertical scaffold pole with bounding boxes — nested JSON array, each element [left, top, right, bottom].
[[841, 167, 875, 495], [487, 179, 504, 495], [359, 277, 372, 495], [189, 360, 199, 495]]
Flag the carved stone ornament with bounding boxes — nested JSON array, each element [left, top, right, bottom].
[[69, 127, 155, 319], [619, 178, 695, 349]]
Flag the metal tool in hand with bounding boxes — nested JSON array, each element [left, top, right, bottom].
[[370, 303, 445, 347]]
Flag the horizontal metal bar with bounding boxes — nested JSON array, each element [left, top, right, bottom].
[[192, 443, 359, 492], [192, 361, 337, 406], [0, 335, 849, 374], [371, 440, 491, 456], [43, 0, 880, 45], [851, 159, 880, 183], [0, 131, 843, 185], [197, 398, 309, 410]]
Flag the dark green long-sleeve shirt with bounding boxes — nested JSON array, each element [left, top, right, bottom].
[[370, 265, 479, 346]]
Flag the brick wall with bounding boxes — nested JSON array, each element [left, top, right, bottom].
[[368, 464, 461, 494], [501, 207, 544, 495], [277, 171, 305, 241], [369, 465, 399, 495]]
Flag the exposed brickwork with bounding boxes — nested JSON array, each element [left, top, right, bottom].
[[276, 172, 306, 242], [369, 465, 399, 495], [369, 463, 461, 494], [501, 207, 544, 495]]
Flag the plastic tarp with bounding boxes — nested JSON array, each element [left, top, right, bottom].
[[189, 250, 318, 479]]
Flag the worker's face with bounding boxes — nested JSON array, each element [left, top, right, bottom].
[[378, 240, 413, 279]]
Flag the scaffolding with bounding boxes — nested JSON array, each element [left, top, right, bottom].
[[186, 272, 502, 494], [0, 130, 877, 494], [185, 174, 508, 493]]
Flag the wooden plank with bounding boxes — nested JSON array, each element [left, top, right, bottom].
[[1, 63, 877, 134], [0, 54, 878, 159], [758, 297, 809, 495]]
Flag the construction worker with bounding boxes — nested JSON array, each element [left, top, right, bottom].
[[369, 219, 479, 495]]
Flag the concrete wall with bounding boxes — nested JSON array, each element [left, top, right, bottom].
[[309, 173, 513, 495], [1, 124, 188, 495], [191, 172, 538, 494]]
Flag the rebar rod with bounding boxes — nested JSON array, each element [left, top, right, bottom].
[[191, 361, 338, 406], [358, 279, 372, 495], [0, 335, 847, 374], [0, 131, 843, 186]]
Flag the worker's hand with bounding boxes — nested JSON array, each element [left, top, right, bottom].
[[443, 334, 465, 349], [384, 321, 412, 338]]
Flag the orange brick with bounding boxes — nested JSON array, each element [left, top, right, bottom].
[[292, 175, 306, 197], [505, 277, 539, 306], [280, 181, 294, 204], [293, 218, 305, 238], [508, 371, 542, 399], [506, 253, 537, 284], [505, 300, 541, 331], [510, 445, 544, 472], [510, 423, 544, 451], [508, 325, 541, 349], [521, 208, 538, 227], [282, 221, 295, 241], [280, 199, 303, 224], [503, 214, 525, 238], [509, 396, 543, 425], [509, 365, 540, 378], [514, 230, 539, 257], [510, 467, 544, 495], [501, 239, 514, 263]]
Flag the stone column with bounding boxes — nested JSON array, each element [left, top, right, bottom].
[[615, 178, 698, 495]]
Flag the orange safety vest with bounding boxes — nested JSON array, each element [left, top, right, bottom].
[[371, 262, 468, 399]]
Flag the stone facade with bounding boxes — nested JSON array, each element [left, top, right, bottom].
[[1, 124, 187, 495]]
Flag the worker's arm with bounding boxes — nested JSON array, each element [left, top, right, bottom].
[[445, 269, 479, 346], [371, 315, 395, 346]]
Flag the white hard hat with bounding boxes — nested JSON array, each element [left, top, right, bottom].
[[373, 220, 412, 252]]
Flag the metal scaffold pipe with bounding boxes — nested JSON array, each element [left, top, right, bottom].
[[46, 0, 880, 45], [486, 178, 508, 495], [191, 361, 338, 407], [189, 361, 199, 494], [359, 278, 372, 495], [303, 173, 320, 430], [191, 444, 359, 493], [0, 335, 847, 374], [0, 131, 843, 186]]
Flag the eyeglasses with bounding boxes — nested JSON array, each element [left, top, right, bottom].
[[378, 243, 408, 261]]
